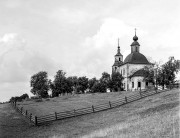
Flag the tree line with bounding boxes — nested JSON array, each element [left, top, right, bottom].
[[9, 56, 179, 101], [30, 71, 124, 98], [9, 93, 29, 102]]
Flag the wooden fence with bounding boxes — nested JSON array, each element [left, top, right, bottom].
[[11, 102, 37, 125], [11, 85, 179, 126]]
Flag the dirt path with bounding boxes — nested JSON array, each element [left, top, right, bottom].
[[0, 103, 33, 138]]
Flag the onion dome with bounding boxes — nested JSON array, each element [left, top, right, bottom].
[[133, 35, 138, 41], [124, 52, 150, 64], [131, 28, 140, 46]]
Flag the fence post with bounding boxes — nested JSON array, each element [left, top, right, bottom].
[[109, 101, 112, 108], [35, 116, 38, 126], [155, 87, 157, 93], [21, 107, 23, 113], [92, 105, 95, 112], [125, 96, 128, 103], [55, 112, 57, 120], [15, 101, 16, 107], [30, 113, 32, 121]]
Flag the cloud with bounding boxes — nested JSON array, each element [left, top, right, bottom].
[[0, 33, 26, 55], [0, 33, 56, 83], [50, 8, 90, 25], [73, 18, 141, 78], [0, 33, 57, 101]]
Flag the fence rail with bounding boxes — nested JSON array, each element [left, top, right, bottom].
[[11, 85, 179, 126]]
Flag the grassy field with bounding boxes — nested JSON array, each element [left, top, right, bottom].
[[0, 89, 179, 138], [17, 91, 140, 116]]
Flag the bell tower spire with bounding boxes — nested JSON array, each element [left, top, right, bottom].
[[112, 38, 123, 72], [115, 38, 123, 62], [117, 38, 120, 54]]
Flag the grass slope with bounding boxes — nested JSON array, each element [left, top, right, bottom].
[[0, 89, 179, 138], [17, 91, 140, 116]]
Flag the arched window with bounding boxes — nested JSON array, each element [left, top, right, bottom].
[[119, 57, 121, 61]]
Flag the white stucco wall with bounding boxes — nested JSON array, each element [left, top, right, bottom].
[[119, 63, 151, 91], [130, 76, 146, 91]]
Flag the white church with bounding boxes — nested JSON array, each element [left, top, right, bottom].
[[112, 30, 153, 91]]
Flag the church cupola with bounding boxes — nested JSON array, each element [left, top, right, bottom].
[[131, 28, 140, 53]]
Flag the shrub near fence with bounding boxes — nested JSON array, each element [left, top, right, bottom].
[[11, 85, 178, 126]]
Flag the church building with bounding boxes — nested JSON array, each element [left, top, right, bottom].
[[112, 30, 152, 91]]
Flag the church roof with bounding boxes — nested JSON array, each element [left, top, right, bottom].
[[115, 52, 123, 56], [129, 69, 146, 78], [124, 52, 150, 64], [130, 41, 140, 46]]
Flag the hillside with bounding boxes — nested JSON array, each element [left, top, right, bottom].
[[17, 90, 140, 116], [0, 89, 179, 138]]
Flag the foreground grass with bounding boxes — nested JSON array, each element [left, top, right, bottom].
[[1, 89, 179, 138]]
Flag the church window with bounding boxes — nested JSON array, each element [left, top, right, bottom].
[[136, 47, 138, 52], [119, 57, 121, 61], [132, 82, 134, 88], [115, 67, 117, 71], [138, 82, 141, 87]]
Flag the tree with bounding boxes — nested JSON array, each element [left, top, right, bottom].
[[157, 57, 180, 89], [91, 81, 106, 93], [77, 76, 88, 93], [162, 57, 179, 85], [67, 76, 78, 94], [143, 65, 155, 84], [20, 93, 29, 100], [100, 72, 110, 92], [9, 93, 29, 102], [52, 70, 67, 97], [100, 72, 110, 84], [30, 71, 49, 98], [110, 72, 124, 91], [88, 77, 98, 93], [147, 57, 180, 89]]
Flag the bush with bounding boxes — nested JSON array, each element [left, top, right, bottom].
[[35, 99, 43, 102], [45, 98, 50, 101], [31, 95, 42, 99]]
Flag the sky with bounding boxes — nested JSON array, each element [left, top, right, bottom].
[[0, 0, 180, 102]]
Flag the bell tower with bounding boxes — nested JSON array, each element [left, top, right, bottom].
[[112, 38, 123, 73]]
